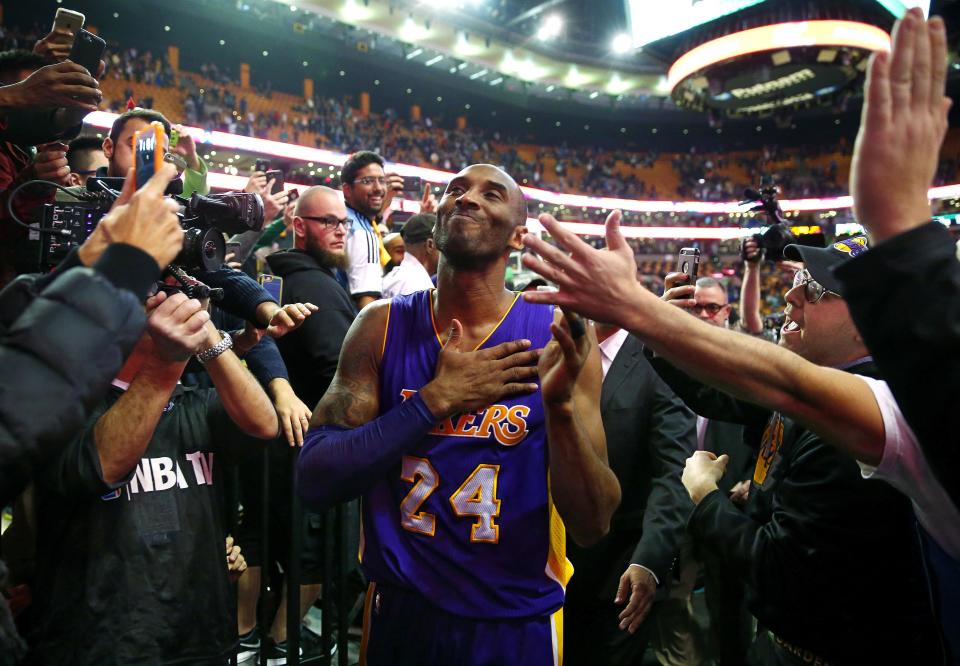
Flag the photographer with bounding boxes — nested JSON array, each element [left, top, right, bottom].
[[0, 164, 182, 661], [27, 286, 279, 664]]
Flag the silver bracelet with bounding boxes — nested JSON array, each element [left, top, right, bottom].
[[196, 330, 233, 364]]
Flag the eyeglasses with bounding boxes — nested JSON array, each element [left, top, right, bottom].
[[352, 176, 387, 187], [691, 303, 726, 316], [300, 215, 348, 230], [792, 268, 839, 304]]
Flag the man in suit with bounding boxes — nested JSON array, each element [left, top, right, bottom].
[[651, 275, 757, 666], [563, 324, 696, 665]]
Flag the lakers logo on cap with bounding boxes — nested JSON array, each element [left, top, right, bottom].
[[832, 236, 868, 257]]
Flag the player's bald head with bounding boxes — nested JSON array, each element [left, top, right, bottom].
[[454, 164, 526, 225]]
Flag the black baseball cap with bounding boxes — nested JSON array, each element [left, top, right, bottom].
[[783, 235, 869, 294], [401, 213, 437, 244]]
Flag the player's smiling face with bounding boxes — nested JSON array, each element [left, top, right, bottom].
[[435, 165, 526, 269]]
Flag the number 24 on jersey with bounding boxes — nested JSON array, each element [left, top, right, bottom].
[[399, 455, 502, 544]]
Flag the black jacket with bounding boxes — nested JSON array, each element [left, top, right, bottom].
[[650, 358, 941, 664], [266, 250, 357, 409], [0, 244, 158, 664], [566, 335, 697, 604], [0, 244, 158, 505], [834, 221, 960, 508]]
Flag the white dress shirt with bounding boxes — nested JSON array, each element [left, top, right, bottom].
[[382, 252, 434, 299], [598, 327, 629, 380]]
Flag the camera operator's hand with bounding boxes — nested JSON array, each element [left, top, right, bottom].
[[682, 450, 729, 506], [2, 61, 101, 112], [661, 272, 697, 309], [741, 237, 762, 264], [33, 27, 74, 61], [80, 164, 184, 268], [145, 291, 211, 363], [419, 321, 540, 420], [850, 8, 951, 242], [171, 125, 201, 171], [31, 142, 70, 184]]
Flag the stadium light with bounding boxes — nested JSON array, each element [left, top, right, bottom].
[[536, 15, 563, 41], [611, 33, 632, 54], [667, 20, 891, 90]]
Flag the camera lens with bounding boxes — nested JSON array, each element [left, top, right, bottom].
[[177, 227, 225, 272]]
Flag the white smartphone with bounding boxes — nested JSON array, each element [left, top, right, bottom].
[[53, 8, 85, 34]]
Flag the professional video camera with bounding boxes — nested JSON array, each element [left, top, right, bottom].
[[35, 176, 264, 273], [739, 176, 796, 263]]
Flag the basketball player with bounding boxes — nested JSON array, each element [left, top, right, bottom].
[[297, 164, 621, 665]]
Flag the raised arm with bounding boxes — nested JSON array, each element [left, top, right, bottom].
[[738, 239, 764, 335], [198, 321, 279, 440], [521, 213, 885, 468], [95, 293, 209, 485], [541, 311, 620, 547]]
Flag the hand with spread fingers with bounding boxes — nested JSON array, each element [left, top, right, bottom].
[[850, 7, 952, 242], [419, 320, 541, 420], [521, 210, 642, 330]]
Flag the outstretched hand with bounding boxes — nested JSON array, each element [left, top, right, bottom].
[[521, 210, 641, 329], [850, 7, 951, 241]]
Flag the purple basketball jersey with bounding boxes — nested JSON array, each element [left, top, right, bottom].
[[360, 289, 572, 619]]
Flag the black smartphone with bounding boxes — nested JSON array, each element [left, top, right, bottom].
[[265, 169, 284, 195], [677, 247, 701, 282], [402, 175, 422, 194], [68, 28, 106, 77], [255, 158, 271, 173]]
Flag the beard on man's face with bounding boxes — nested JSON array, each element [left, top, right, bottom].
[[308, 245, 349, 271]]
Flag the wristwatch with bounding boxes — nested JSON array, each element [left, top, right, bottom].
[[196, 330, 233, 364]]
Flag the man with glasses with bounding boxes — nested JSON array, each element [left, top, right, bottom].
[[239, 186, 358, 663], [340, 151, 397, 309], [520, 225, 943, 664]]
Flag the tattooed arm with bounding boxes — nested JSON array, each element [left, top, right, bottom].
[[310, 301, 388, 429], [297, 301, 438, 509]]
